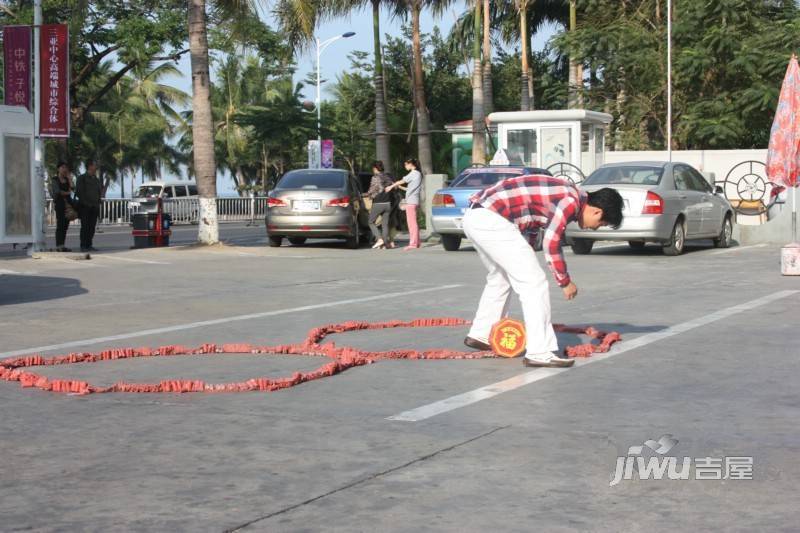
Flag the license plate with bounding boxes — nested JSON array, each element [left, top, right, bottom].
[[293, 200, 321, 211]]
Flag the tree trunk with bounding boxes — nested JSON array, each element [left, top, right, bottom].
[[235, 166, 246, 196], [411, 0, 433, 175], [372, 0, 391, 166], [188, 0, 219, 244], [471, 0, 485, 164], [614, 71, 626, 151], [519, 3, 530, 111], [567, 0, 583, 108], [482, 0, 493, 116]]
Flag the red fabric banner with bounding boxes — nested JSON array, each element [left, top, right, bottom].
[[2, 25, 32, 110], [39, 24, 69, 137]]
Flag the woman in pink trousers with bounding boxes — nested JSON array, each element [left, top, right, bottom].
[[385, 158, 423, 250]]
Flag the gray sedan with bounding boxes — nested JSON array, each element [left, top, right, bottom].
[[265, 169, 369, 249], [566, 161, 734, 255]]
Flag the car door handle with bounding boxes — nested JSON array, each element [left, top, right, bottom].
[[678, 195, 687, 200]]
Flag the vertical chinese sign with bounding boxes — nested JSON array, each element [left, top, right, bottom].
[[2, 25, 32, 110], [321, 139, 334, 168], [39, 24, 69, 137]]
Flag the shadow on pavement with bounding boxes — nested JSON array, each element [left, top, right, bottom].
[[556, 323, 667, 348], [0, 274, 87, 305]]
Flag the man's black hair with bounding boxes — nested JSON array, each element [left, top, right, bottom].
[[56, 160, 68, 169], [587, 188, 624, 229]]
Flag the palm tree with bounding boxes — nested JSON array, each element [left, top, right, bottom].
[[409, 0, 433, 174], [516, 0, 532, 110], [482, 0, 493, 116], [371, 0, 392, 166], [496, 0, 566, 110], [188, 0, 257, 245], [83, 63, 189, 197], [471, 0, 485, 163], [567, 0, 583, 108]]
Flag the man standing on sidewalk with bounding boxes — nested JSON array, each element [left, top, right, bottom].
[[462, 174, 623, 368], [76, 159, 102, 252]]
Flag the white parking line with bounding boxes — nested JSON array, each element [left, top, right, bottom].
[[387, 289, 798, 422], [93, 255, 170, 265], [711, 244, 767, 255], [0, 284, 463, 358]]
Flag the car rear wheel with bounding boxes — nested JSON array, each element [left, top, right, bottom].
[[713, 215, 732, 248], [663, 219, 685, 256], [268, 236, 283, 248], [571, 238, 594, 255], [441, 234, 462, 251], [288, 237, 306, 246], [628, 241, 646, 250]]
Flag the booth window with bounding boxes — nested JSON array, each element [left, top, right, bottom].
[[506, 129, 537, 167]]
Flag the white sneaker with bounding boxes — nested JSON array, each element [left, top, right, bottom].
[[522, 351, 575, 368]]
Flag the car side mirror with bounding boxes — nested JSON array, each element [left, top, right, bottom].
[[715, 185, 724, 195]]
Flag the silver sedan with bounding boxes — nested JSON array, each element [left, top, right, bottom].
[[566, 161, 734, 255], [265, 169, 369, 249]]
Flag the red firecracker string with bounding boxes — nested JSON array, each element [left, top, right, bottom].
[[0, 318, 620, 395]]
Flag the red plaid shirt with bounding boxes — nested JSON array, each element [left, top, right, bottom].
[[470, 175, 586, 287]]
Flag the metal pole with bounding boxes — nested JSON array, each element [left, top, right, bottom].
[[793, 185, 797, 243], [31, 0, 46, 253], [666, 0, 672, 162], [316, 38, 321, 142]]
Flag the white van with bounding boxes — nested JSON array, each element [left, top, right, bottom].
[[129, 180, 198, 215], [133, 180, 198, 201]]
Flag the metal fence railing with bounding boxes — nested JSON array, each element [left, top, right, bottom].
[[46, 197, 268, 227]]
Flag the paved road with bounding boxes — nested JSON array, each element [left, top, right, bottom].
[[0, 222, 268, 257], [0, 233, 798, 531]]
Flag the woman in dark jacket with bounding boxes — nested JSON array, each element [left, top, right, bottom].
[[50, 161, 73, 252], [366, 161, 396, 249]]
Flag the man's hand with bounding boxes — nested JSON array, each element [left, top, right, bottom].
[[562, 282, 578, 300]]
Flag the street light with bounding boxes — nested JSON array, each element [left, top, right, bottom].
[[315, 32, 356, 141], [666, 0, 672, 161]]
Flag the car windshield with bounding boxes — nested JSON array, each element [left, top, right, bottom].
[[450, 171, 525, 188], [277, 172, 345, 189], [583, 166, 664, 186], [135, 186, 162, 198]]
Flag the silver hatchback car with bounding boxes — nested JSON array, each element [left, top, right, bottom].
[[266, 169, 368, 248], [566, 161, 734, 255]]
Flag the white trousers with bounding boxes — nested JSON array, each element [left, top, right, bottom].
[[462, 207, 558, 354]]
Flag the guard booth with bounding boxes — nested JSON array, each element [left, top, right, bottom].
[[0, 105, 36, 245], [488, 110, 612, 182]]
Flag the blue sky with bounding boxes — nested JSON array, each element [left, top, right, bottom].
[[107, 3, 557, 197]]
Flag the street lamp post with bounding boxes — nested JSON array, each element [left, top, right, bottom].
[[315, 32, 355, 142], [666, 0, 672, 161]]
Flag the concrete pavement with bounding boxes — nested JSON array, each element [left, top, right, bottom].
[[1, 229, 798, 531]]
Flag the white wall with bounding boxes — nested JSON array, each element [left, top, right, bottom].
[[604, 149, 797, 245], [604, 149, 767, 184]]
